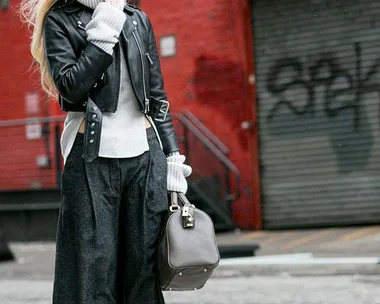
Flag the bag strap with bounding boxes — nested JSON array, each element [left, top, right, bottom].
[[178, 192, 191, 205], [169, 192, 181, 213]]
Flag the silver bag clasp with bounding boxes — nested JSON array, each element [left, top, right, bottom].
[[182, 204, 195, 228]]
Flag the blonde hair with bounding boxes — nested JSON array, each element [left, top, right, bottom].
[[20, 0, 58, 97]]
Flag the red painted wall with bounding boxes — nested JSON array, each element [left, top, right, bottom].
[[0, 1, 37, 120], [0, 0, 260, 228], [142, 0, 260, 228]]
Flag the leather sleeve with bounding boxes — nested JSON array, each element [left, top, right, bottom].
[[146, 16, 180, 155], [43, 12, 114, 104]]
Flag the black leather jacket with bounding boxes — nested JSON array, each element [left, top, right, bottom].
[[43, 0, 179, 161]]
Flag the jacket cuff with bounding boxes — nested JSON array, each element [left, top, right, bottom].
[[166, 151, 180, 157], [86, 2, 126, 55]]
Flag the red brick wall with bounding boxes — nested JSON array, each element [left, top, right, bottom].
[[0, 1, 41, 120], [0, 1, 58, 191], [142, 0, 259, 228]]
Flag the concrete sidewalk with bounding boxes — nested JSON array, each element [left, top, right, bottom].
[[217, 225, 380, 258], [1, 226, 380, 304], [0, 225, 379, 280]]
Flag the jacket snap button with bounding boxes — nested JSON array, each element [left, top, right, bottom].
[[91, 122, 95, 127], [93, 106, 97, 110], [89, 139, 94, 143], [133, 20, 137, 25], [93, 114, 97, 118], [91, 131, 95, 135]]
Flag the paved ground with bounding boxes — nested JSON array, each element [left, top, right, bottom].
[[1, 225, 379, 280], [217, 225, 380, 257], [1, 275, 380, 304], [1, 226, 380, 303]]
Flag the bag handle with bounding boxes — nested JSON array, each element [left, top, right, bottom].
[[169, 192, 193, 211], [169, 192, 181, 212], [178, 192, 192, 205]]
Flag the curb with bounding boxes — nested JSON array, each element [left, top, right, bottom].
[[219, 256, 380, 266], [212, 254, 380, 277]]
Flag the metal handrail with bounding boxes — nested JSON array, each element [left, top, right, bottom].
[[181, 111, 230, 156], [0, 116, 66, 127], [0, 114, 240, 200], [176, 114, 240, 201], [0, 116, 65, 191]]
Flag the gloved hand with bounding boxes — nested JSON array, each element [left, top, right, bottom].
[[166, 153, 192, 194]]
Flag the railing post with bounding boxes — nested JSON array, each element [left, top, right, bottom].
[[42, 119, 52, 169], [183, 125, 190, 165], [224, 164, 231, 199], [224, 164, 234, 217]]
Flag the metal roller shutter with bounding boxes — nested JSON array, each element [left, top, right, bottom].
[[252, 0, 380, 228]]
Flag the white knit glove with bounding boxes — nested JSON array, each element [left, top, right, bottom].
[[166, 153, 192, 194], [86, 2, 126, 54]]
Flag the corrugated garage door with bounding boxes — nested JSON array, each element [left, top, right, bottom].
[[253, 0, 380, 228]]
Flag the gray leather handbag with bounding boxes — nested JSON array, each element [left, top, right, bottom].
[[157, 192, 220, 291]]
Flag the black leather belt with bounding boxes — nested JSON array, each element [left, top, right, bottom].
[[149, 97, 169, 122], [82, 98, 102, 162], [81, 97, 169, 162]]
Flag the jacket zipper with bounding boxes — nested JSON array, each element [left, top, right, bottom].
[[132, 29, 150, 114], [145, 53, 153, 65], [115, 43, 121, 112], [77, 20, 86, 31]]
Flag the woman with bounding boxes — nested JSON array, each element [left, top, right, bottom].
[[20, 0, 192, 303]]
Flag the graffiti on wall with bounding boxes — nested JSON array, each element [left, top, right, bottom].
[[266, 43, 380, 129], [264, 43, 380, 172]]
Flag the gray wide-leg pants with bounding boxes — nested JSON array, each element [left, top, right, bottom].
[[53, 127, 167, 304]]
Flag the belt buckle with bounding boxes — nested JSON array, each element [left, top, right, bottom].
[[154, 100, 169, 122]]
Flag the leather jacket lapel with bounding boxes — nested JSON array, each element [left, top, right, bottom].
[[122, 17, 137, 39]]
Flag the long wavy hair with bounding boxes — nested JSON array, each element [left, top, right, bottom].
[[20, 0, 58, 98], [20, 0, 133, 97]]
